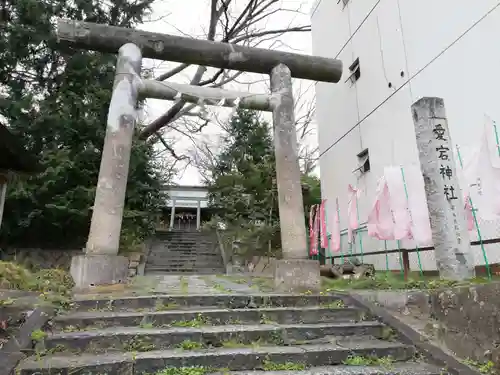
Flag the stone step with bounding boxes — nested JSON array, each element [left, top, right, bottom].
[[143, 272, 225, 276], [147, 255, 222, 260], [144, 271, 224, 276], [146, 257, 222, 262], [72, 294, 347, 312], [146, 259, 223, 263], [152, 243, 217, 247], [146, 255, 221, 259], [145, 263, 224, 269], [146, 263, 222, 268], [18, 340, 415, 374], [53, 306, 364, 330], [144, 267, 225, 274], [144, 268, 224, 273], [208, 364, 447, 375], [145, 263, 224, 268], [150, 248, 220, 255], [147, 259, 222, 263], [149, 251, 220, 255], [44, 322, 386, 354], [153, 238, 216, 243]]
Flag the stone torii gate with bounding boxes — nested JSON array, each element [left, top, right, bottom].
[[56, 19, 343, 291]]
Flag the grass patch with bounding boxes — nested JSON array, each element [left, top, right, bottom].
[[123, 336, 156, 351], [463, 358, 495, 374], [259, 313, 276, 325], [342, 355, 394, 367], [177, 340, 203, 350], [171, 314, 208, 328], [180, 276, 188, 294], [152, 367, 209, 375], [321, 300, 346, 308], [379, 326, 398, 341], [139, 321, 155, 329], [155, 301, 179, 311], [320, 272, 499, 292], [262, 360, 306, 371], [0, 262, 74, 310], [30, 329, 47, 342]]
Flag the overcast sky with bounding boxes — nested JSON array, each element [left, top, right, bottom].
[[136, 0, 317, 186]]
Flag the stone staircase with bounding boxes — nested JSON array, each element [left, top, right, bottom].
[[17, 292, 449, 374], [145, 230, 225, 274]]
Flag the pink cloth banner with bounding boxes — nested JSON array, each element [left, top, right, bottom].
[[347, 185, 360, 243], [331, 198, 341, 252], [309, 205, 318, 256], [319, 199, 328, 249], [367, 176, 395, 240]]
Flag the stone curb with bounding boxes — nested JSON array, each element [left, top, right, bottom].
[[344, 293, 481, 375], [0, 305, 54, 375]]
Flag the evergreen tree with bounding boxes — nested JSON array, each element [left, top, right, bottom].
[[207, 109, 321, 257], [0, 0, 166, 249], [209, 109, 279, 225]]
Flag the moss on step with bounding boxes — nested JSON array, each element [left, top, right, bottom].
[[342, 354, 395, 367], [321, 300, 346, 308], [170, 314, 209, 327], [123, 335, 156, 352], [155, 301, 180, 311], [463, 358, 495, 374], [262, 359, 306, 371]]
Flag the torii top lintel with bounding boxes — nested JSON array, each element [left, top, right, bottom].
[[56, 19, 343, 84]]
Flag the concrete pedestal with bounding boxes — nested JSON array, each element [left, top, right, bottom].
[[273, 259, 321, 293], [70, 254, 129, 289]]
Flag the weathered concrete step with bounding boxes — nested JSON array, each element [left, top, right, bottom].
[[148, 254, 221, 258], [146, 259, 223, 264], [144, 271, 224, 276], [145, 263, 224, 268], [144, 270, 225, 274], [148, 252, 220, 257], [54, 306, 364, 330], [149, 249, 219, 253], [144, 270, 224, 276], [144, 268, 224, 274], [145, 263, 223, 267], [18, 340, 415, 374], [216, 364, 447, 375], [151, 247, 217, 251], [72, 294, 347, 312], [144, 266, 224, 271], [45, 322, 386, 353]]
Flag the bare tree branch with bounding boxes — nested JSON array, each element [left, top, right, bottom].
[[230, 26, 310, 44], [140, 0, 313, 141], [156, 63, 189, 81]]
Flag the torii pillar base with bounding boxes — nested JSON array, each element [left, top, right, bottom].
[[70, 254, 129, 290], [273, 259, 321, 293]]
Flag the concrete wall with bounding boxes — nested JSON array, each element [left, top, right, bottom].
[[311, 0, 500, 271], [356, 282, 500, 368]]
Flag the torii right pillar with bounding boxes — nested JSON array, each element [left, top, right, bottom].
[[270, 64, 321, 292]]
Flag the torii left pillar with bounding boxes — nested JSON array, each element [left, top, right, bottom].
[[70, 43, 142, 289]]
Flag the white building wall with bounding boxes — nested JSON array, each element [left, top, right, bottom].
[[311, 0, 500, 272]]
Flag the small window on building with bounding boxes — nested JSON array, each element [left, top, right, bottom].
[[354, 148, 370, 174], [346, 58, 361, 85], [338, 0, 349, 9]]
